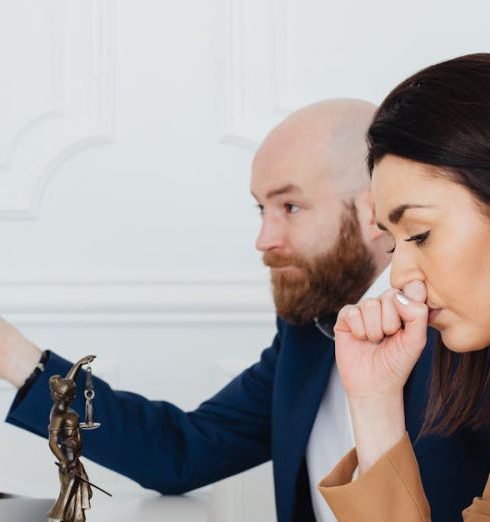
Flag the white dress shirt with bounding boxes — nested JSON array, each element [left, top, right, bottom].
[[306, 265, 391, 522]]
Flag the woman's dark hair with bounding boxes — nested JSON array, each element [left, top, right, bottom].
[[367, 53, 490, 436]]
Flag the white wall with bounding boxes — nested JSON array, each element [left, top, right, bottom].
[[0, 0, 489, 520]]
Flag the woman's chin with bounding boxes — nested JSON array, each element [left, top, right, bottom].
[[440, 327, 490, 353]]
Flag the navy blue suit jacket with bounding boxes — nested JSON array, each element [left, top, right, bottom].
[[6, 318, 489, 521]]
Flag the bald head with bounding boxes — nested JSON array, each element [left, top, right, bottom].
[[253, 98, 376, 198]]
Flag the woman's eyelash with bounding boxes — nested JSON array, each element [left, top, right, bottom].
[[386, 231, 431, 254], [405, 230, 431, 246]]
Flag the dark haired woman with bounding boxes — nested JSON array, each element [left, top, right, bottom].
[[318, 54, 490, 520]]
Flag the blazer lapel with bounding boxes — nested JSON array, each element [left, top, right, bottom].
[[272, 322, 335, 521]]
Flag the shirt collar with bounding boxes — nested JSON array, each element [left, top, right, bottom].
[[314, 264, 392, 340]]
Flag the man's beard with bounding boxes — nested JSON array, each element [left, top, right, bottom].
[[263, 201, 377, 325]]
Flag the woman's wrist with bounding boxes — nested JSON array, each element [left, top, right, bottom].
[[348, 392, 406, 476]]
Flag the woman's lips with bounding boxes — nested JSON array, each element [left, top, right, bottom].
[[428, 307, 442, 323]]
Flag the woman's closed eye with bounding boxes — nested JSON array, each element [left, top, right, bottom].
[[386, 230, 431, 254]]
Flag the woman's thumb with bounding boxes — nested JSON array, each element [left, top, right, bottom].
[[393, 280, 428, 352]]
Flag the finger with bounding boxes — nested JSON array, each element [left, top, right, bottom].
[[394, 291, 428, 352], [335, 305, 367, 340], [380, 290, 403, 335], [401, 280, 427, 304], [359, 298, 384, 343]]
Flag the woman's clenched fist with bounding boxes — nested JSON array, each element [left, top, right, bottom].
[[334, 280, 429, 399]]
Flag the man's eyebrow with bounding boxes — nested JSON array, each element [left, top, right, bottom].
[[251, 184, 302, 201]]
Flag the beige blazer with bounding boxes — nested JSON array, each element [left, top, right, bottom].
[[318, 433, 490, 521]]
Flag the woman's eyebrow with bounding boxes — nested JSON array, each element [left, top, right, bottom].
[[377, 204, 434, 231], [388, 204, 433, 224]]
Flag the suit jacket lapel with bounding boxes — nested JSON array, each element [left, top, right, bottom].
[[273, 322, 335, 521]]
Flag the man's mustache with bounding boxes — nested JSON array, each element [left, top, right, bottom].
[[262, 252, 305, 269]]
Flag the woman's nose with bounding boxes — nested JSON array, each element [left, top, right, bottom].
[[389, 250, 425, 290]]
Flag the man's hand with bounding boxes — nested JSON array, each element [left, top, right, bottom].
[[0, 318, 42, 388]]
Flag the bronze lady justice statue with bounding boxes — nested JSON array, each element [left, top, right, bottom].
[[47, 355, 97, 522]]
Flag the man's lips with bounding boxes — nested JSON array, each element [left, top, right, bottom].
[[270, 265, 304, 275]]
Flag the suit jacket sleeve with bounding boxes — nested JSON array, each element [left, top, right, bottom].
[[5, 319, 283, 494], [317, 433, 490, 522]]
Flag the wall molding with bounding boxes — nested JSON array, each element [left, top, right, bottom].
[[0, 275, 274, 325], [0, 0, 116, 219], [221, 0, 291, 150]]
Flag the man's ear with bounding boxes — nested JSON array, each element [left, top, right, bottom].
[[355, 188, 385, 241]]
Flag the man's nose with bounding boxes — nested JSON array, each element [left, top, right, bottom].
[[389, 249, 425, 290], [255, 216, 285, 252]]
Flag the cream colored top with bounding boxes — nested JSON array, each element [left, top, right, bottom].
[[318, 433, 490, 521]]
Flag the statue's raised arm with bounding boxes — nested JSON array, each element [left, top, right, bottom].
[[64, 355, 96, 382]]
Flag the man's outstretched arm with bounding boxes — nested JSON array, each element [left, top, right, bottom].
[[2, 318, 282, 494], [0, 318, 43, 388]]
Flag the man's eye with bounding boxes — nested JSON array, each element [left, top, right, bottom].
[[256, 204, 264, 216], [285, 203, 300, 214], [386, 243, 396, 254]]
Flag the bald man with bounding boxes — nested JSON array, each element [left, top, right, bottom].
[[0, 100, 487, 522]]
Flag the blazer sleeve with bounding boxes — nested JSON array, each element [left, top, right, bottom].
[[5, 320, 283, 494], [462, 476, 490, 521], [318, 433, 430, 522], [318, 433, 490, 522]]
